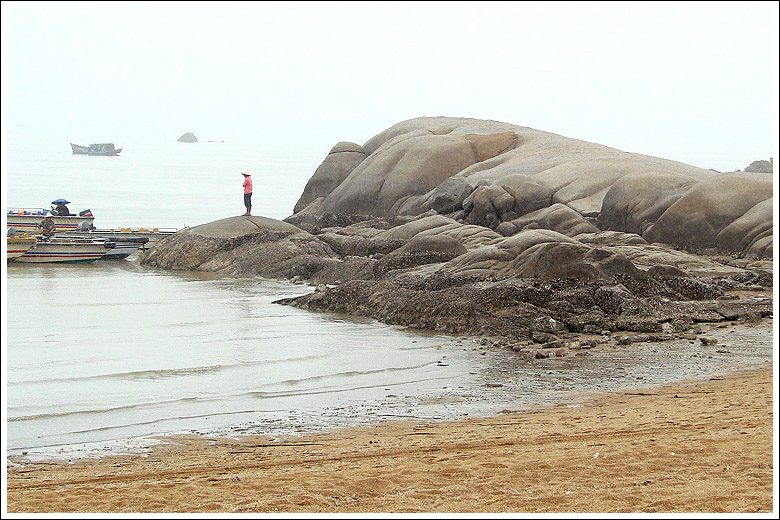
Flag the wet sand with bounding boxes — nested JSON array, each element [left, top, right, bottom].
[[6, 363, 774, 514]]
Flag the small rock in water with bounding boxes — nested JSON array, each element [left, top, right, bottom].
[[699, 336, 718, 346]]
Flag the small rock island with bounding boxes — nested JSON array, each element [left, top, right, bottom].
[[178, 132, 198, 143]]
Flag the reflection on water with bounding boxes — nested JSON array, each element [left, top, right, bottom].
[[5, 259, 773, 462]]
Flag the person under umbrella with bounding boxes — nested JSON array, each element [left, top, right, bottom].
[[51, 199, 71, 216]]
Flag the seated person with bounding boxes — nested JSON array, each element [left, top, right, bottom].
[[53, 202, 71, 216], [39, 214, 56, 237]]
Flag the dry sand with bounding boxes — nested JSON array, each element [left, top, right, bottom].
[[5, 364, 775, 514]]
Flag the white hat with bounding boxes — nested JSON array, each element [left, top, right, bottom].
[[241, 170, 251, 176]]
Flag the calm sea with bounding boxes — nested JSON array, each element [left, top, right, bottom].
[[3, 132, 773, 462]]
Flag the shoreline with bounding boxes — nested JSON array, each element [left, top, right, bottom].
[[6, 317, 773, 466], [6, 363, 775, 514]]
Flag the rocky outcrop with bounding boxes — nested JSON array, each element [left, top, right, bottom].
[[143, 116, 773, 345], [143, 209, 771, 343], [597, 173, 699, 235], [744, 159, 773, 173], [306, 117, 712, 220], [496, 203, 599, 238], [294, 142, 367, 213], [377, 215, 504, 251], [643, 172, 773, 256], [442, 229, 599, 280], [178, 132, 198, 143], [318, 131, 519, 216], [716, 197, 773, 258], [420, 176, 474, 214], [288, 117, 771, 259]]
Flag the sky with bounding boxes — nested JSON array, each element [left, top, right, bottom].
[[2, 1, 778, 171]]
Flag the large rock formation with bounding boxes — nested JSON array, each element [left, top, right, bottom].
[[141, 116, 773, 345], [178, 132, 198, 143], [296, 117, 712, 219], [293, 117, 772, 259], [141, 212, 771, 340]]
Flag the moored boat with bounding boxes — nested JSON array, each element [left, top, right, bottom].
[[55, 231, 150, 259], [59, 227, 177, 250], [12, 236, 116, 263], [71, 142, 122, 156], [7, 207, 95, 234], [101, 237, 148, 259], [7, 235, 38, 260]]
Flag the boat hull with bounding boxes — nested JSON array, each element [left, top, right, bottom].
[[13, 238, 114, 263], [101, 242, 143, 259], [71, 142, 121, 156], [59, 228, 175, 250], [7, 237, 38, 259], [7, 210, 95, 234]]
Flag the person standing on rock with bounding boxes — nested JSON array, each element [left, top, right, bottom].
[[241, 170, 253, 216]]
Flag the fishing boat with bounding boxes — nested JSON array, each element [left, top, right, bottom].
[[7, 235, 38, 260], [58, 227, 177, 251], [70, 142, 122, 156], [101, 237, 148, 259], [7, 207, 95, 234], [55, 232, 150, 259], [12, 236, 116, 263]]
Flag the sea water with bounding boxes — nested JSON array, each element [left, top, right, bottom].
[[3, 132, 773, 462]]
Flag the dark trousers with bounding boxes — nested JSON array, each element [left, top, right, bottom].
[[244, 193, 252, 208]]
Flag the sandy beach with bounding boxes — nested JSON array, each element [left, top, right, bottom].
[[5, 363, 774, 514]]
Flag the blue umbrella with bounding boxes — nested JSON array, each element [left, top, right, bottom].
[[51, 199, 71, 204]]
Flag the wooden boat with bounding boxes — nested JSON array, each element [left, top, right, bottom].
[[7, 208, 95, 234], [7, 235, 38, 260], [59, 227, 178, 250], [71, 142, 122, 156], [101, 237, 148, 259], [12, 236, 116, 263], [55, 231, 150, 259]]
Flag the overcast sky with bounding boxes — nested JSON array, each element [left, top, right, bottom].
[[2, 1, 778, 171]]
